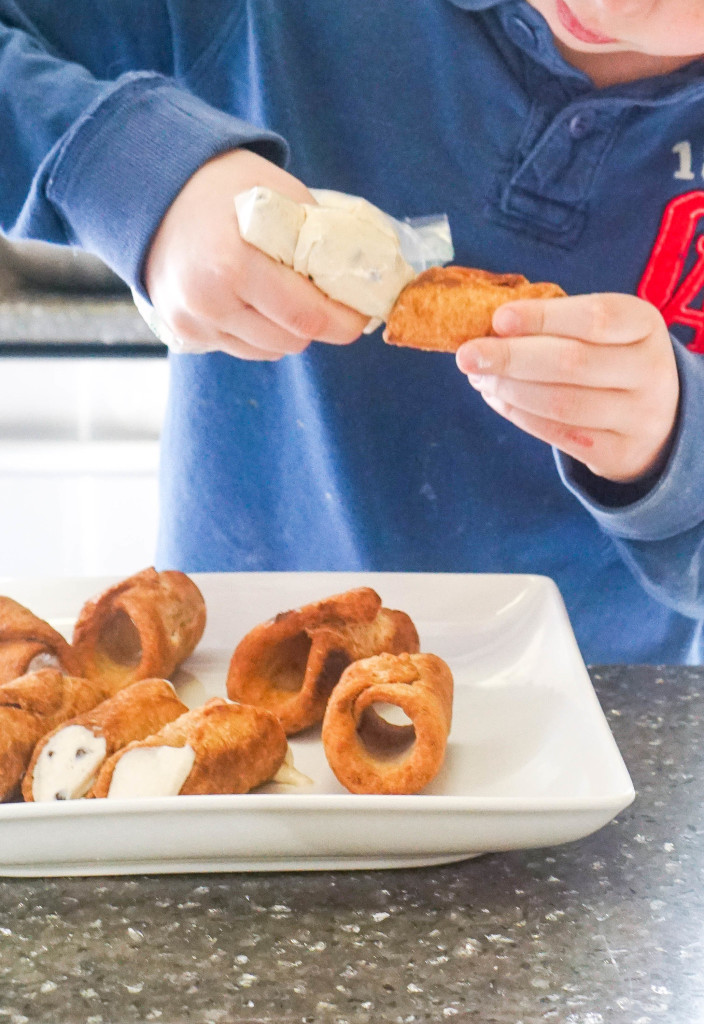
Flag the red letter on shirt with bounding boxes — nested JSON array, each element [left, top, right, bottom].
[[638, 191, 704, 353]]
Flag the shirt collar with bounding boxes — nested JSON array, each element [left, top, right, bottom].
[[447, 0, 704, 99]]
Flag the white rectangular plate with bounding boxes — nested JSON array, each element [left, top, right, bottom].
[[0, 572, 634, 875]]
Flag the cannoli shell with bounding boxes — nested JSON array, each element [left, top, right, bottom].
[[0, 669, 107, 802], [72, 567, 206, 693], [90, 697, 288, 798], [0, 709, 44, 803], [383, 265, 566, 352], [0, 596, 80, 685], [226, 587, 419, 735], [321, 651, 453, 794], [22, 677, 188, 801]]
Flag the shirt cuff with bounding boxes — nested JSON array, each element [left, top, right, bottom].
[[45, 71, 288, 294], [555, 339, 704, 541]]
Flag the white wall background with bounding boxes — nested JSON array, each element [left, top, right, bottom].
[[0, 355, 169, 579]]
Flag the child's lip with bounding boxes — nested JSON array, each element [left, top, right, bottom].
[[555, 0, 619, 43]]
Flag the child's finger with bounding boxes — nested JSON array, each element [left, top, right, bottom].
[[492, 292, 660, 346], [456, 332, 645, 387], [472, 376, 632, 433], [238, 248, 368, 345], [213, 305, 312, 356], [162, 306, 288, 361], [213, 337, 287, 361], [479, 392, 624, 473], [479, 387, 670, 482]]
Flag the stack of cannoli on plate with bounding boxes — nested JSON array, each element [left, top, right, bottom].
[[0, 573, 455, 802], [0, 568, 292, 802]]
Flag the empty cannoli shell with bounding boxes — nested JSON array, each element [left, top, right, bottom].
[[72, 567, 206, 693], [90, 697, 288, 799], [226, 587, 420, 735], [321, 651, 453, 794], [23, 677, 188, 802], [0, 596, 80, 685], [383, 265, 566, 352], [0, 669, 107, 802]]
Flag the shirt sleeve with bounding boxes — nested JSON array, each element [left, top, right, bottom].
[[555, 338, 704, 618], [0, 1, 288, 293]]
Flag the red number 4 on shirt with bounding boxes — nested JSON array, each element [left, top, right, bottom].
[[638, 191, 704, 353]]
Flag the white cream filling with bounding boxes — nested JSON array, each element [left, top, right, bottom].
[[26, 651, 61, 673], [107, 744, 196, 799], [271, 745, 313, 787], [234, 187, 414, 321], [294, 206, 413, 319], [32, 725, 107, 802], [369, 702, 413, 727]]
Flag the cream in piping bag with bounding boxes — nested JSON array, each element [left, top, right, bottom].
[[235, 187, 416, 327]]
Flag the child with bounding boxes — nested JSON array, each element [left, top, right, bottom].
[[1, 0, 704, 664]]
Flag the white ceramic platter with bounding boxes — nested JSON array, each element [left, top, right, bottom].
[[0, 572, 634, 875]]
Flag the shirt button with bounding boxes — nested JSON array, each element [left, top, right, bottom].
[[568, 111, 596, 139], [510, 15, 537, 46]]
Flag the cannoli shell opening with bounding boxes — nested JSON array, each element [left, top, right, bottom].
[[72, 568, 206, 692], [0, 595, 80, 684], [227, 588, 420, 734], [321, 652, 453, 794]]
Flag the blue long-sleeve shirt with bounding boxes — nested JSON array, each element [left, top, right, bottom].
[[2, 0, 704, 663]]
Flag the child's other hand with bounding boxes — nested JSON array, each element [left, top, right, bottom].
[[144, 149, 368, 360], [455, 293, 679, 483]]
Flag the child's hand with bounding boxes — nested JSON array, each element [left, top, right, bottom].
[[455, 293, 680, 483], [144, 149, 368, 360]]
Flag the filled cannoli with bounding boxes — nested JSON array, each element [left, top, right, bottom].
[[321, 651, 453, 794], [72, 567, 206, 693], [226, 587, 419, 735], [0, 596, 80, 686], [0, 668, 107, 802], [23, 677, 188, 802], [89, 697, 288, 799]]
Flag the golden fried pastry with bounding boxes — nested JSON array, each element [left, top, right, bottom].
[[226, 587, 419, 735], [0, 596, 80, 685], [72, 567, 206, 693], [23, 677, 188, 802], [90, 697, 288, 799], [321, 651, 453, 794], [0, 669, 108, 802], [383, 265, 566, 352]]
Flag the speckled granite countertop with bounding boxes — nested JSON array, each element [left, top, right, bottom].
[[1, 664, 702, 1024]]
